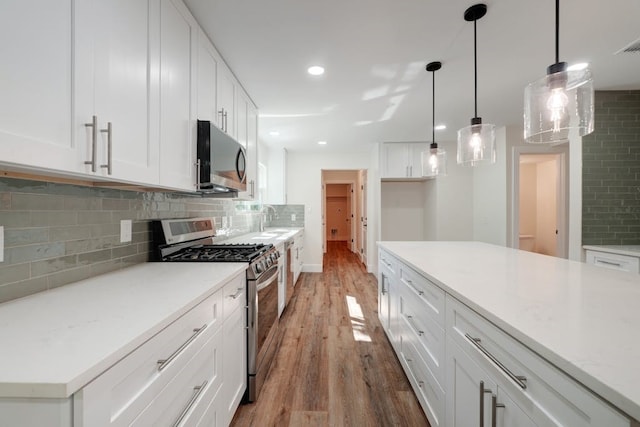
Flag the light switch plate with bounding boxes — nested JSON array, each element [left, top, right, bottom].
[[120, 220, 132, 243], [0, 226, 4, 262]]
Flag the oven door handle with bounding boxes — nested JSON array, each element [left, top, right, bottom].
[[256, 265, 279, 291]]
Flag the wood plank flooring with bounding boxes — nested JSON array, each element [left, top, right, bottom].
[[231, 241, 430, 427]]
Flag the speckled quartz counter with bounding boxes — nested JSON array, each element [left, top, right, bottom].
[[378, 241, 640, 422], [0, 262, 246, 398]]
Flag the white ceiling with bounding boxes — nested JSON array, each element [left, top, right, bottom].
[[184, 0, 640, 154]]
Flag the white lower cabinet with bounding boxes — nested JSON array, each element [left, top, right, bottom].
[[377, 247, 633, 427]]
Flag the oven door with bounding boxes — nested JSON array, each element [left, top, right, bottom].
[[246, 263, 279, 402]]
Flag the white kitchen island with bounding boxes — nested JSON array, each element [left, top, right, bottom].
[[0, 262, 248, 426], [378, 241, 640, 427]]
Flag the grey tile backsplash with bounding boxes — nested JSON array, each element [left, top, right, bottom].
[[582, 90, 640, 245], [0, 178, 304, 304], [262, 204, 305, 228]]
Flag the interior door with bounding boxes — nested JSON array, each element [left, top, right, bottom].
[[361, 171, 368, 267]]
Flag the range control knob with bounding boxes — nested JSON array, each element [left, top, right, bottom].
[[254, 262, 263, 274]]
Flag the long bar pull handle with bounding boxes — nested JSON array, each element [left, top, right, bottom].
[[218, 109, 225, 131], [224, 111, 228, 133], [172, 380, 208, 427], [84, 115, 98, 172], [466, 333, 527, 389], [100, 122, 112, 175], [381, 274, 388, 295], [196, 159, 201, 190], [596, 259, 623, 268], [406, 315, 424, 336], [157, 324, 208, 371], [479, 380, 492, 427], [228, 288, 244, 299], [491, 394, 505, 427]]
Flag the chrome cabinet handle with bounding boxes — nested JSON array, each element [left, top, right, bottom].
[[172, 380, 208, 427], [250, 180, 255, 198], [157, 324, 208, 371], [380, 274, 387, 295], [100, 122, 112, 175], [406, 315, 424, 336], [479, 380, 492, 427], [405, 279, 424, 296], [218, 108, 225, 131], [84, 115, 98, 172], [228, 287, 244, 299], [491, 394, 505, 427], [466, 333, 527, 389], [596, 259, 623, 267], [195, 159, 201, 190]]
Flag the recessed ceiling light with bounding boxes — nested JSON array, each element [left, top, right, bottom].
[[435, 124, 447, 131], [318, 140, 327, 145], [567, 62, 589, 71], [307, 65, 325, 76], [269, 131, 280, 136]]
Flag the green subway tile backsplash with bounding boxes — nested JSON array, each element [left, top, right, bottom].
[[0, 177, 304, 304], [582, 90, 640, 245]]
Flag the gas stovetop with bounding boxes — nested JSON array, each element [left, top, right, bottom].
[[163, 243, 272, 262]]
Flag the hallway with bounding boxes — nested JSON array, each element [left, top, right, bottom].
[[231, 241, 429, 426]]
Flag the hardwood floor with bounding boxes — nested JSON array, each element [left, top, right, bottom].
[[231, 241, 430, 427]]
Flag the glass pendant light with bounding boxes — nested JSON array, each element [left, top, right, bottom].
[[422, 61, 447, 177], [457, 4, 496, 166], [524, 0, 594, 143]]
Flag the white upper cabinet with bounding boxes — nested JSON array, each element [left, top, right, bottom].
[[217, 65, 236, 137], [0, 1, 76, 172], [76, 0, 160, 185], [381, 142, 429, 180], [236, 91, 258, 200], [197, 30, 219, 122], [158, 0, 198, 191]]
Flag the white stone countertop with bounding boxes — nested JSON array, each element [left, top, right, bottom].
[[378, 241, 640, 422], [583, 245, 640, 258], [0, 262, 246, 399], [222, 227, 303, 247]]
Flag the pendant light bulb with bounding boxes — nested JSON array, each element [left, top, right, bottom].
[[524, 0, 594, 143], [422, 61, 447, 177], [456, 4, 496, 166]]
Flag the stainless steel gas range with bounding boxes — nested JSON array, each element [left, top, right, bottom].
[[153, 217, 280, 403]]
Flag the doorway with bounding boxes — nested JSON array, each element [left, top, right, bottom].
[[321, 170, 368, 269], [512, 146, 569, 258]]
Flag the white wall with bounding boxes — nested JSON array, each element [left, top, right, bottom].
[[435, 140, 474, 240], [473, 127, 508, 245], [536, 160, 557, 256], [287, 150, 372, 273], [381, 181, 429, 241]]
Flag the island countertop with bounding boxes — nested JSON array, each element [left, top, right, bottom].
[[0, 262, 246, 399], [378, 241, 640, 422]]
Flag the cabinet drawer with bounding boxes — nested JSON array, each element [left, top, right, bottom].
[[132, 327, 223, 426], [399, 291, 445, 388], [222, 273, 246, 318], [379, 249, 398, 276], [398, 263, 445, 326], [77, 288, 222, 426], [586, 250, 640, 274], [446, 296, 629, 427], [400, 334, 445, 427]]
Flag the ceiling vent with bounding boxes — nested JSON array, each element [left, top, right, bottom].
[[615, 37, 640, 54]]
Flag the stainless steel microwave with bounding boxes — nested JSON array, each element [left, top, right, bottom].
[[196, 120, 246, 195]]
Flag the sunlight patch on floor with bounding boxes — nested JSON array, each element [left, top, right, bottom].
[[346, 295, 371, 342]]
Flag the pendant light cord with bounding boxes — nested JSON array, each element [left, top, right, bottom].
[[555, 0, 560, 64], [432, 70, 436, 144], [473, 18, 478, 119]]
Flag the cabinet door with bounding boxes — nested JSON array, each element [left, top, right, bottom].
[[197, 31, 219, 122], [158, 0, 197, 190], [381, 143, 409, 178], [222, 303, 247, 426], [446, 338, 496, 427], [408, 143, 428, 177], [0, 1, 77, 172], [217, 67, 236, 137], [84, 0, 159, 184], [236, 92, 257, 200]]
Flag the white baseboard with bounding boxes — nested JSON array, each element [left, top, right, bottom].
[[302, 264, 322, 273]]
